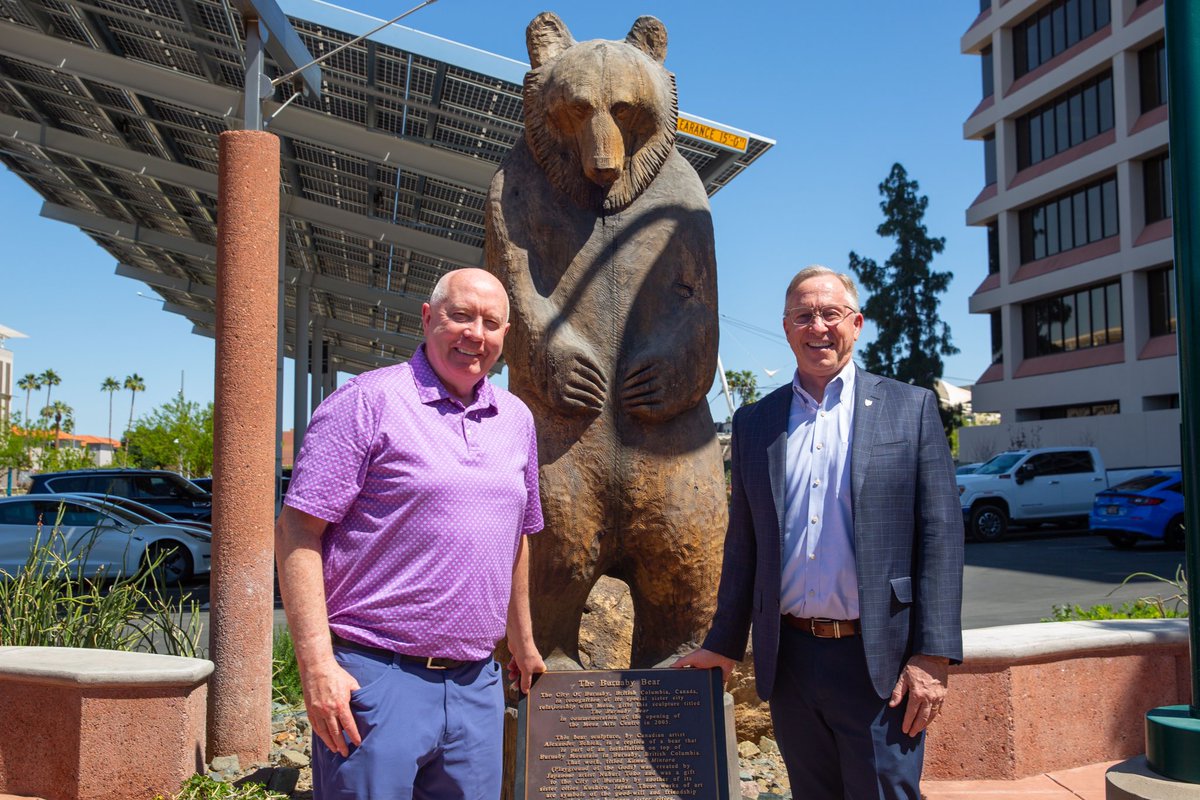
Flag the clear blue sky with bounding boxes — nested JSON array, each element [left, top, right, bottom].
[[0, 0, 989, 438]]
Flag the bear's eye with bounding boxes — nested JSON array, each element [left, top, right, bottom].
[[611, 101, 633, 121], [568, 100, 592, 120]]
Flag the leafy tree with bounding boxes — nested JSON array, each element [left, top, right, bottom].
[[123, 373, 145, 465], [848, 163, 959, 433], [37, 369, 60, 415], [101, 377, 121, 447], [16, 374, 39, 423], [725, 369, 760, 409], [0, 421, 32, 493], [125, 395, 213, 477]]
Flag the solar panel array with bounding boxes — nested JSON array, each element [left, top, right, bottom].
[[0, 0, 773, 374]]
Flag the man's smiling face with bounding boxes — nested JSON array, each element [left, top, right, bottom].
[[421, 269, 510, 405], [783, 274, 863, 395]]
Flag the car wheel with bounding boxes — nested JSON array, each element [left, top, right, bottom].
[[1106, 532, 1138, 550], [1165, 517, 1185, 550], [143, 542, 193, 586], [970, 503, 1008, 542]]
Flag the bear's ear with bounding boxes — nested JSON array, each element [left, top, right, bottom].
[[626, 16, 667, 64], [527, 12, 575, 69]]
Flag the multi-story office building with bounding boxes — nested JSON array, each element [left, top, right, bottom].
[[959, 0, 1177, 469], [0, 324, 26, 423]]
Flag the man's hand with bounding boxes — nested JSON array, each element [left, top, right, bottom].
[[671, 647, 737, 686], [507, 644, 546, 696], [889, 653, 950, 737], [301, 660, 363, 758]]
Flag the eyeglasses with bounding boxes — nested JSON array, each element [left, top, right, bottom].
[[783, 305, 859, 329]]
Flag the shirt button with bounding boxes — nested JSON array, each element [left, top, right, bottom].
[[813, 479, 820, 487], [815, 442, 823, 451], [810, 516, 818, 524], [809, 553, 816, 560]]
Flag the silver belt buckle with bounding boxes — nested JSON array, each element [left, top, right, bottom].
[[425, 657, 447, 670], [811, 617, 841, 639]]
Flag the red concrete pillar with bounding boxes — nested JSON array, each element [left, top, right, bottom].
[[208, 129, 280, 761]]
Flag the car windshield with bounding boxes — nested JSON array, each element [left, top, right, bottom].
[[973, 453, 1025, 476], [1110, 474, 1174, 493]]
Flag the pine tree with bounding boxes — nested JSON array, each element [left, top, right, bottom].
[[848, 163, 960, 433]]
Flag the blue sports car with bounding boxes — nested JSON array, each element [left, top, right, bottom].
[[1089, 470, 1184, 550]]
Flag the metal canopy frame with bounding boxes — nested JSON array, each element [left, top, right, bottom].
[[0, 0, 774, 376]]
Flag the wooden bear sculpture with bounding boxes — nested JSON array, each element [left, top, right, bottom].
[[485, 12, 728, 668]]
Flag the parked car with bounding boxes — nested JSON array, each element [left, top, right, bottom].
[[190, 477, 212, 493], [0, 494, 212, 583], [1089, 470, 1184, 550], [957, 447, 1108, 542], [62, 493, 212, 534], [28, 469, 213, 522], [956, 462, 984, 476]]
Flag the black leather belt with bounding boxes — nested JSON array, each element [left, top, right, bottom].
[[331, 633, 472, 670], [783, 616, 861, 638]]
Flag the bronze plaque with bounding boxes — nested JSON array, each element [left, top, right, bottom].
[[514, 668, 729, 800]]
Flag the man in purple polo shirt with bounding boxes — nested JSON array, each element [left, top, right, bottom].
[[276, 267, 545, 799]]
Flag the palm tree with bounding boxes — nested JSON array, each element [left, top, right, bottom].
[[123, 374, 145, 465], [49, 400, 73, 442], [38, 369, 61, 413], [16, 374, 40, 424], [101, 377, 121, 446]]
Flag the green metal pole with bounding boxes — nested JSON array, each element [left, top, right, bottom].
[[1146, 0, 1200, 783]]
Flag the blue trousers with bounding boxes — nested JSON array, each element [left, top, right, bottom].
[[769, 625, 924, 800], [313, 645, 504, 800]]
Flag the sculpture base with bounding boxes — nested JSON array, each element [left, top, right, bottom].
[[1106, 755, 1200, 799], [1145, 706, 1200, 785]]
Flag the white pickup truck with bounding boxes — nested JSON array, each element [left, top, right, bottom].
[[957, 447, 1108, 541]]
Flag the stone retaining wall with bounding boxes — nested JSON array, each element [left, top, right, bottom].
[[925, 619, 1192, 781], [0, 647, 213, 800]]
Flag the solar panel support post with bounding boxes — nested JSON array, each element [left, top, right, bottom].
[[243, 18, 266, 132]]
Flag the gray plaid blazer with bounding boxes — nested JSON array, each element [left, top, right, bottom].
[[703, 367, 964, 700]]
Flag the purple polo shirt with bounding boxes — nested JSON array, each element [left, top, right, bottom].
[[285, 345, 543, 661]]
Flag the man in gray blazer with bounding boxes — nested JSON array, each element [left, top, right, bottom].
[[675, 266, 964, 799]]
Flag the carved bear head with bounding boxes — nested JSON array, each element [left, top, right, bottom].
[[522, 12, 678, 214]]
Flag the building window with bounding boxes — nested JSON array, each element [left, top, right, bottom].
[[1139, 40, 1167, 114], [981, 0, 992, 11], [987, 221, 1000, 275], [1019, 175, 1118, 263], [1022, 280, 1122, 357], [1018, 401, 1120, 420], [1015, 71, 1113, 169], [990, 311, 1003, 363], [1013, 0, 1110, 79], [1144, 153, 1172, 224], [981, 46, 994, 99], [983, 134, 997, 185], [1148, 264, 1176, 337]]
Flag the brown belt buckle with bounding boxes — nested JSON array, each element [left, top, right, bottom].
[[425, 657, 448, 670], [811, 617, 841, 639]]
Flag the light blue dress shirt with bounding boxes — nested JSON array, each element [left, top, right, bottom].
[[780, 361, 860, 620]]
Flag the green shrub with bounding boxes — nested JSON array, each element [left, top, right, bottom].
[[271, 626, 304, 708], [0, 508, 201, 656], [156, 774, 286, 800], [1045, 566, 1189, 622], [1044, 601, 1185, 621]]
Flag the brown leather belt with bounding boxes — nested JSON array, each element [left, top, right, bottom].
[[331, 633, 472, 670], [783, 616, 861, 639]]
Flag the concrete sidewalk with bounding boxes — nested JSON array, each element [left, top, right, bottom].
[[923, 760, 1117, 799]]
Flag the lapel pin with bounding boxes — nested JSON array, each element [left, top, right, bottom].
[[864, 399, 873, 407]]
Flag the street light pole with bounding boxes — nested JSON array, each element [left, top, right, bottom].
[[1145, 0, 1200, 784]]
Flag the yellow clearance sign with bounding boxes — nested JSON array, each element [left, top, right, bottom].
[[677, 117, 749, 153]]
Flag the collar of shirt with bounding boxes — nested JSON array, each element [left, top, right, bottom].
[[790, 360, 857, 415], [410, 344, 497, 412]]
